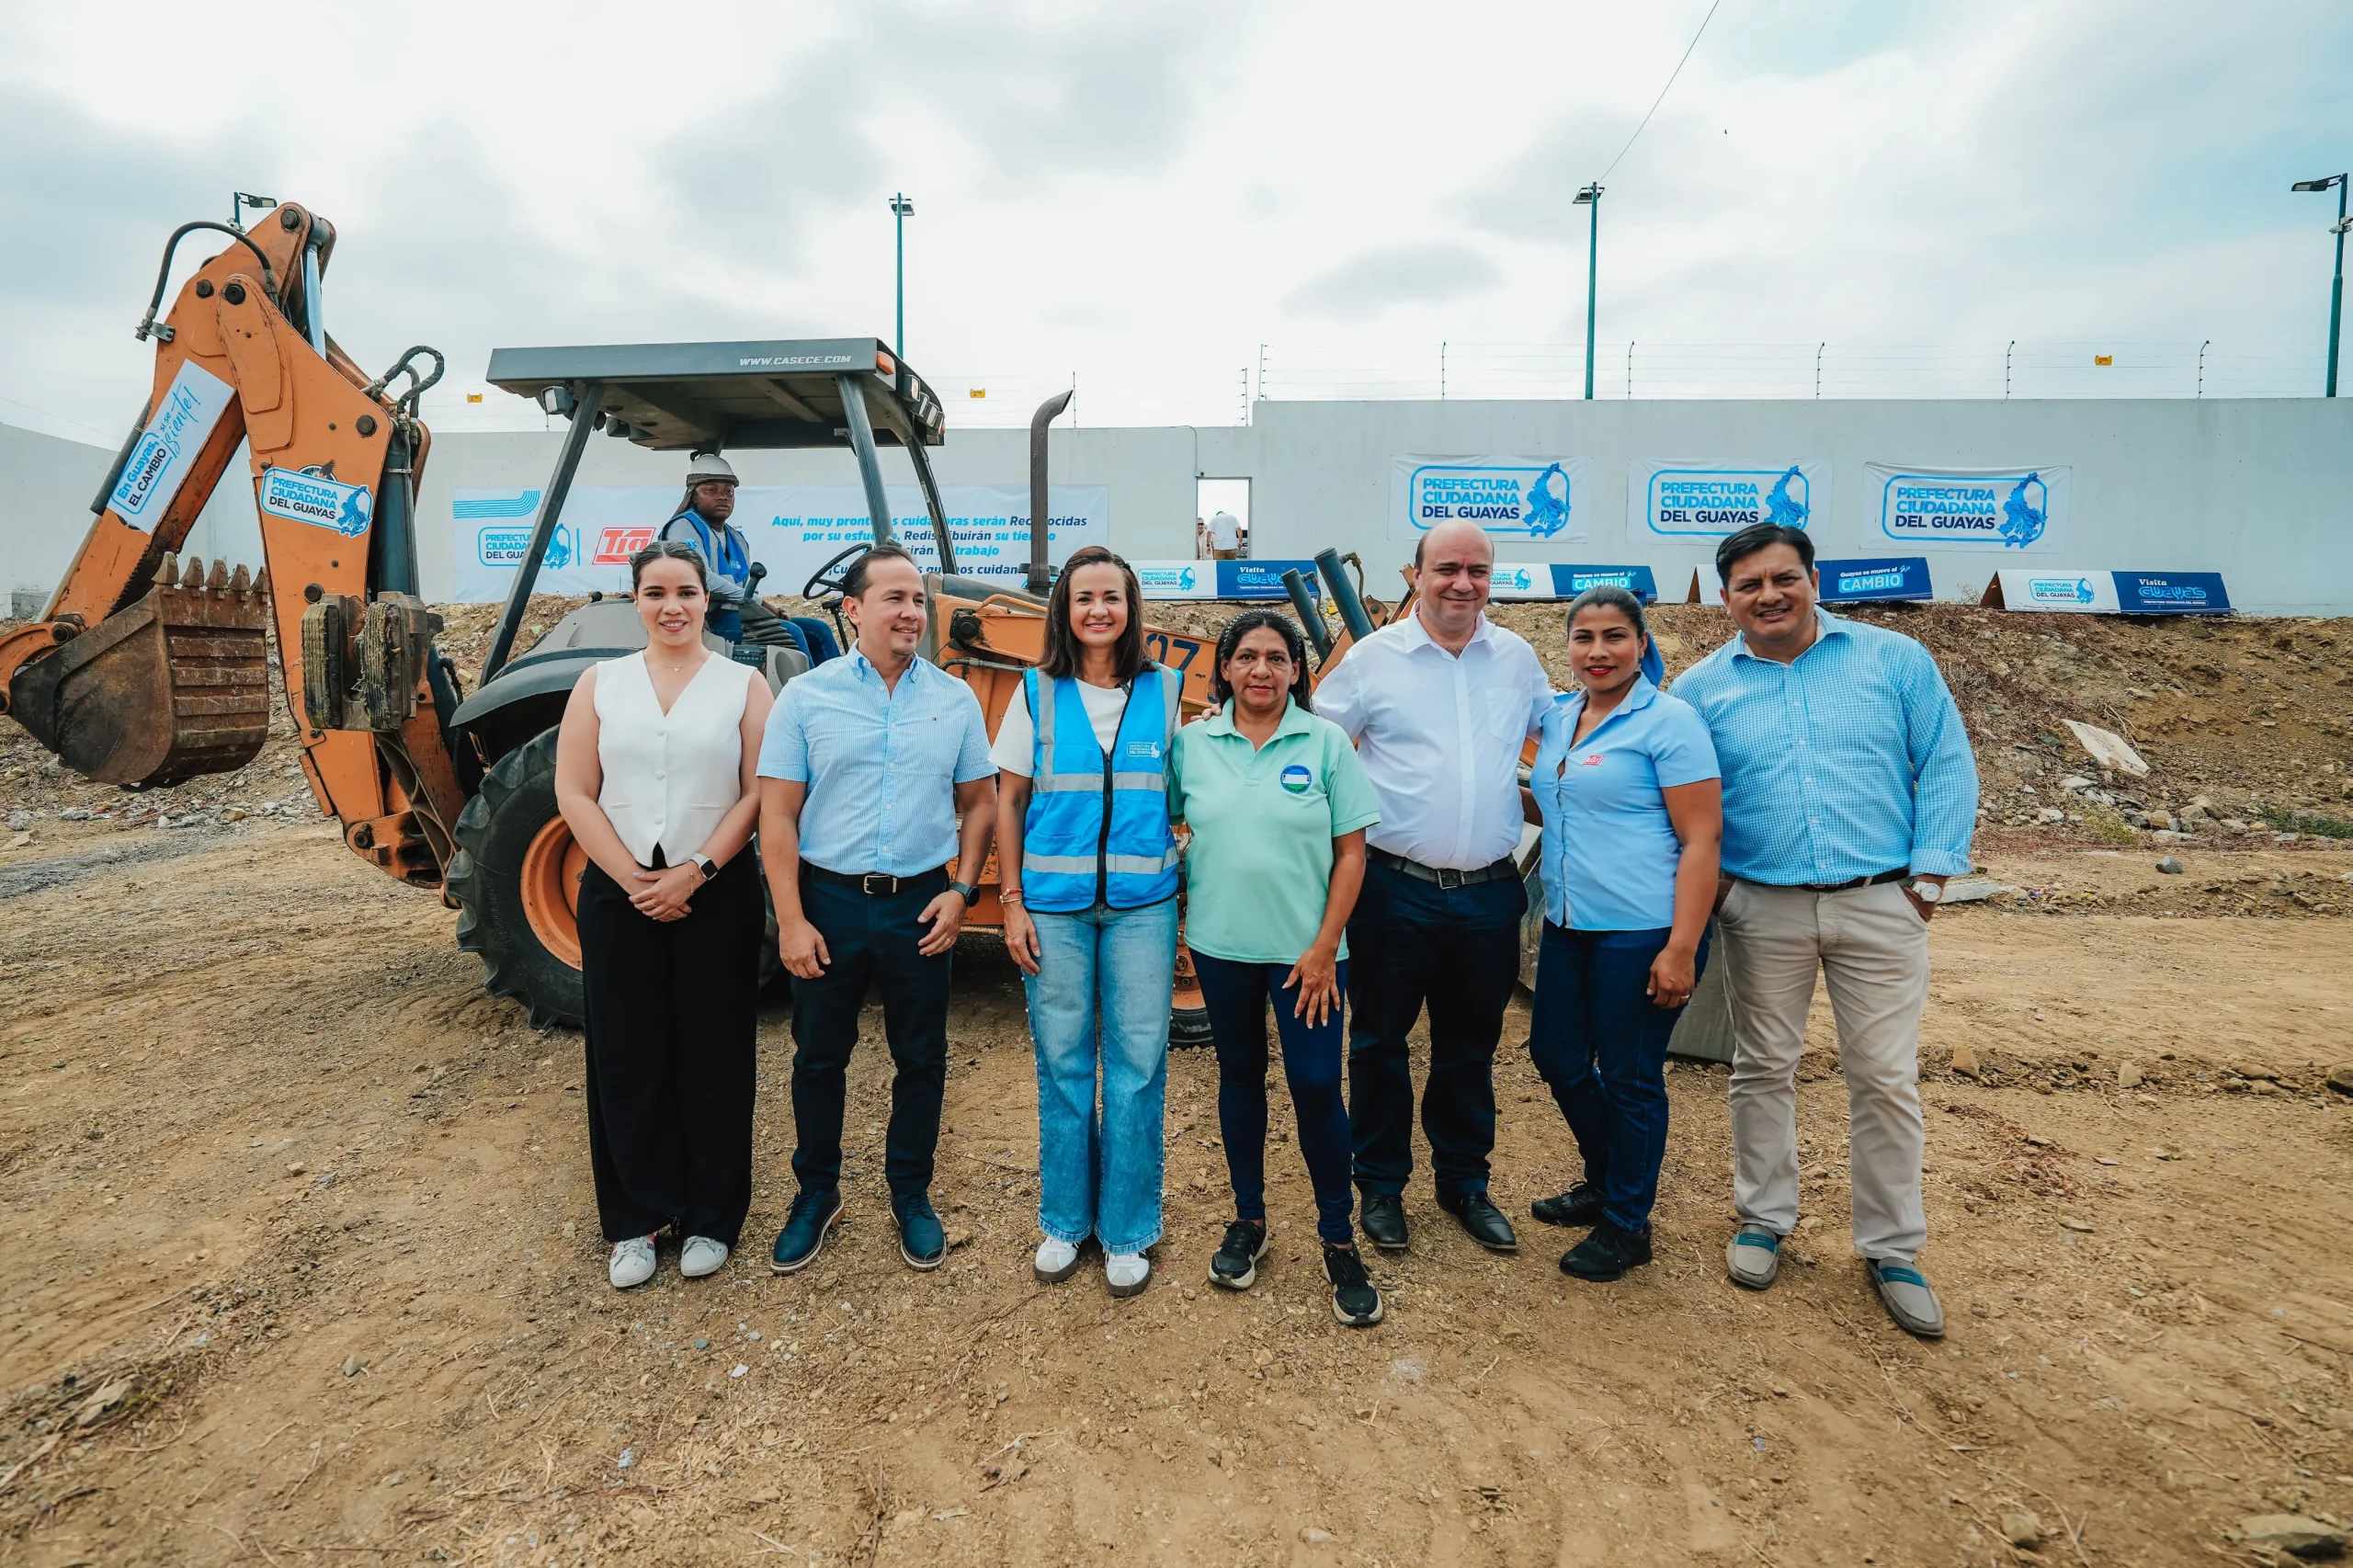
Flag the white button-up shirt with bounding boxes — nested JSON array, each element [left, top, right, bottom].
[[1313, 609, 1553, 869]]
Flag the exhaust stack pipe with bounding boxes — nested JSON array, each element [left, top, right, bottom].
[[1028, 390, 1074, 595], [1314, 548, 1376, 642]]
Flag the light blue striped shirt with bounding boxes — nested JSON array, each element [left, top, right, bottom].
[[1668, 609, 1978, 886], [756, 649, 995, 878]]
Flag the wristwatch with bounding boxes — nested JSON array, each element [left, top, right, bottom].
[[1904, 876, 1942, 904], [949, 881, 978, 904], [689, 852, 717, 881]]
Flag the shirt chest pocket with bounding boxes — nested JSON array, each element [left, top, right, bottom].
[[1481, 687, 1530, 744]]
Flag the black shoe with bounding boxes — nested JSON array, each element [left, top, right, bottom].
[[770, 1187, 844, 1274], [1358, 1193, 1410, 1253], [1438, 1190, 1518, 1254], [1530, 1181, 1604, 1229], [892, 1192, 946, 1271], [1562, 1218, 1653, 1281], [1324, 1244, 1384, 1327], [1210, 1221, 1268, 1290]]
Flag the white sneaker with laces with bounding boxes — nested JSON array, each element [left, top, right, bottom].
[[1105, 1251, 1151, 1299], [679, 1236, 729, 1278], [1034, 1237, 1081, 1284], [608, 1235, 656, 1290]]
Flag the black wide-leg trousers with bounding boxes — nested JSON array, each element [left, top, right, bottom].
[[578, 852, 762, 1246]]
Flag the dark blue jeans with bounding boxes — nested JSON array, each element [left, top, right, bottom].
[[1193, 951, 1355, 1246], [1527, 922, 1710, 1232], [1345, 859, 1526, 1200], [788, 871, 953, 1199]]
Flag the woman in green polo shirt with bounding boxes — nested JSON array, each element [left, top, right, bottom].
[[1169, 609, 1385, 1327]]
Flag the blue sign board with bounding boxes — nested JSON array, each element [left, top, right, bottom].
[[2111, 571, 2229, 616], [1816, 556, 1933, 603], [1546, 565, 1659, 603], [1218, 560, 1321, 600]]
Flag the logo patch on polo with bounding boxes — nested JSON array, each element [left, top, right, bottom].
[[1279, 764, 1313, 794], [1580, 755, 1605, 767]]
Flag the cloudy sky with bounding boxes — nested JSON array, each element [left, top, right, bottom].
[[1, 0, 2347, 441]]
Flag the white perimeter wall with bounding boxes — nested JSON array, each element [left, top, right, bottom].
[[6, 397, 2348, 615]]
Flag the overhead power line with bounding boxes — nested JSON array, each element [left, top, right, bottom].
[[1597, 0, 1723, 183]]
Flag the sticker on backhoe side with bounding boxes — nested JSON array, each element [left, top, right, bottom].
[[258, 468, 374, 537], [110, 360, 238, 532]]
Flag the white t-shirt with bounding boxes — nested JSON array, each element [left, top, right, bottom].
[[989, 676, 1132, 777], [1207, 510, 1241, 549]]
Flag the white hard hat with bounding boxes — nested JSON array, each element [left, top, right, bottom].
[[685, 451, 738, 485]]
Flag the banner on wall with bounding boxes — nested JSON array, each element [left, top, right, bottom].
[[1132, 561, 1324, 600], [451, 483, 1108, 602], [1865, 463, 2071, 553], [1817, 557, 1934, 603], [1392, 455, 1590, 542], [1984, 570, 2232, 616], [1626, 460, 1824, 544]]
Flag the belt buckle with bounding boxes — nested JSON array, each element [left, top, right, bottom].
[[1435, 866, 1464, 891], [860, 872, 899, 896]]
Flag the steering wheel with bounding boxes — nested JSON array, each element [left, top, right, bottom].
[[802, 542, 873, 602]]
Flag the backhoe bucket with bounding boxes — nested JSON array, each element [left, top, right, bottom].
[[7, 555, 272, 787]]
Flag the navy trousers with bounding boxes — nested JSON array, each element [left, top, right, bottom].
[[1344, 858, 1525, 1199], [1193, 951, 1356, 1245], [1527, 922, 1710, 1232]]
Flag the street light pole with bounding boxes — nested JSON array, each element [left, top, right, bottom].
[[889, 193, 915, 360], [1574, 185, 1603, 400], [2292, 174, 2347, 397]]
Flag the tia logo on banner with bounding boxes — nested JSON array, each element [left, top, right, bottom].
[[594, 527, 657, 564]]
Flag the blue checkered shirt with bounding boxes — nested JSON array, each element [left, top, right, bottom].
[[1668, 610, 1978, 886]]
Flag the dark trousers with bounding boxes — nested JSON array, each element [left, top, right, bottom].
[[1528, 922, 1710, 1232], [1193, 951, 1356, 1246], [578, 853, 762, 1246], [1345, 858, 1525, 1199], [787, 870, 953, 1200]]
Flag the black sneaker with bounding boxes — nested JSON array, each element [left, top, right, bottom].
[[1210, 1221, 1268, 1291], [1561, 1218, 1654, 1282], [1324, 1244, 1383, 1327], [1530, 1181, 1604, 1229]]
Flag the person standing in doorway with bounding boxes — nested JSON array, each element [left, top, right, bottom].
[[1207, 507, 1242, 561], [1524, 586, 1721, 1283], [758, 542, 997, 1277], [992, 547, 1182, 1300], [1313, 519, 1554, 1257], [554, 542, 773, 1289], [1670, 522, 1978, 1339]]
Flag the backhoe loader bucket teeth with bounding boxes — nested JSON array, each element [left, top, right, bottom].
[[6, 554, 272, 788]]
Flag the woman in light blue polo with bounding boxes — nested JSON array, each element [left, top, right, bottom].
[[1170, 610, 1387, 1328], [1525, 585, 1722, 1283]]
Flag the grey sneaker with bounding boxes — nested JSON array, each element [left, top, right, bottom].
[[1866, 1259, 1946, 1339], [1724, 1225, 1782, 1290]]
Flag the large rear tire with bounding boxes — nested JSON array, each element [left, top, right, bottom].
[[449, 728, 585, 1028]]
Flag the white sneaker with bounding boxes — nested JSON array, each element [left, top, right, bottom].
[[1034, 1237, 1081, 1284], [608, 1235, 656, 1290], [1105, 1251, 1151, 1299], [679, 1236, 729, 1278]]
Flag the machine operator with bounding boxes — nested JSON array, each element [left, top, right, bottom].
[[659, 453, 761, 642]]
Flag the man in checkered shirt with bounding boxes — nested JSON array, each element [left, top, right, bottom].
[[1671, 523, 1979, 1340]]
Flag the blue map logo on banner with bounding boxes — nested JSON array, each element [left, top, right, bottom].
[[1998, 475, 2048, 550], [1523, 463, 1574, 539], [1765, 467, 1810, 528]]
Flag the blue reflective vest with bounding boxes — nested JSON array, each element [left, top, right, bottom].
[[660, 508, 751, 602], [1020, 665, 1181, 913]]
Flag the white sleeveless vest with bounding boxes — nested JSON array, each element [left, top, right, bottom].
[[593, 652, 756, 867]]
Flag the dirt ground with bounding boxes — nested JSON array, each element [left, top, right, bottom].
[[4, 594, 2353, 1565]]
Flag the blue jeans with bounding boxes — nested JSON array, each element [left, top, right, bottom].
[[1527, 923, 1710, 1232], [1192, 951, 1356, 1247], [1024, 898, 1178, 1254], [1345, 858, 1525, 1199]]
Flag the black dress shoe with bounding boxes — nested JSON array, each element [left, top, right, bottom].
[[1358, 1192, 1410, 1253], [1530, 1181, 1604, 1229], [1438, 1190, 1518, 1254], [1562, 1218, 1653, 1281]]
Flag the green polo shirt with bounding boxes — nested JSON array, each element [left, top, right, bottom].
[[1167, 699, 1381, 966]]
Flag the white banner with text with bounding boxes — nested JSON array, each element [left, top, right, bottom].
[[1391, 454, 1590, 543], [1863, 463, 2071, 553]]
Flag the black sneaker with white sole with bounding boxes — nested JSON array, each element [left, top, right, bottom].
[[1324, 1244, 1383, 1327], [1210, 1220, 1268, 1290]]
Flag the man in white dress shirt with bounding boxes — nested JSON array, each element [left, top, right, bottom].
[[1314, 520, 1553, 1256]]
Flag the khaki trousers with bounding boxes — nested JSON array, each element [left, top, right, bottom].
[[1717, 879, 1930, 1262]]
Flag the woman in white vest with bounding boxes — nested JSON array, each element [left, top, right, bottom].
[[991, 546, 1182, 1299], [554, 541, 775, 1289]]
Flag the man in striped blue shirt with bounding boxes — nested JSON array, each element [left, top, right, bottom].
[[1671, 523, 1978, 1340]]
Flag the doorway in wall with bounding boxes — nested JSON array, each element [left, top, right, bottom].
[[1197, 478, 1251, 560]]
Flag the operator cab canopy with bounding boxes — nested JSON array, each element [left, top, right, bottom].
[[483, 336, 945, 451]]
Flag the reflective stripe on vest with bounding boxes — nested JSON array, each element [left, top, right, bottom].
[[665, 509, 751, 599], [1019, 665, 1181, 913]]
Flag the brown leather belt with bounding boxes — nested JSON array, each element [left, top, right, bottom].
[[801, 863, 949, 897]]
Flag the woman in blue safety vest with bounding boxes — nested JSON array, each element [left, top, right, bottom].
[[658, 454, 756, 642], [991, 545, 1182, 1301]]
